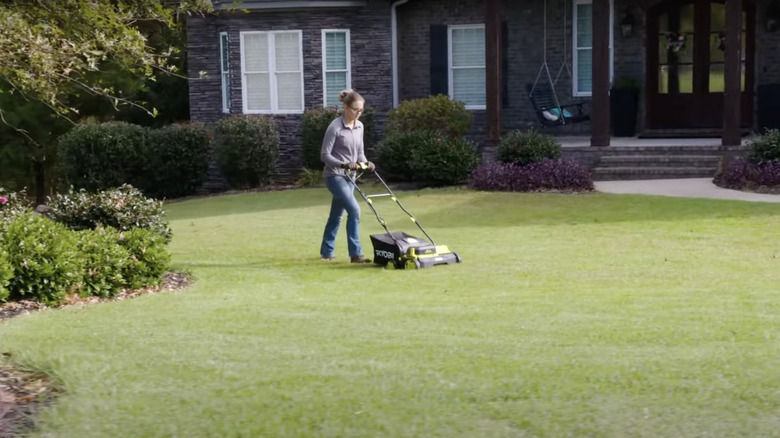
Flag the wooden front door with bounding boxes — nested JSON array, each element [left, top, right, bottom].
[[646, 0, 754, 129]]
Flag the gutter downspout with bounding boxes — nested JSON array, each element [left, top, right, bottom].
[[391, 0, 410, 108]]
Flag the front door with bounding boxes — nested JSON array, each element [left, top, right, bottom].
[[646, 0, 754, 129]]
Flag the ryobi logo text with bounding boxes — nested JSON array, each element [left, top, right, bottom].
[[375, 249, 395, 259]]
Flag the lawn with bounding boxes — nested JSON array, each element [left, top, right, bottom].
[[1, 186, 780, 437]]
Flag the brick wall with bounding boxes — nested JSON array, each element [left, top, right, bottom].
[[187, 3, 394, 184]]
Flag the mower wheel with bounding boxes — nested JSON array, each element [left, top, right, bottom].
[[385, 261, 395, 270], [404, 259, 418, 270]]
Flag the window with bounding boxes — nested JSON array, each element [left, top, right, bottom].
[[572, 0, 613, 96], [219, 32, 231, 114], [448, 25, 485, 109], [240, 30, 304, 114], [322, 30, 351, 108]]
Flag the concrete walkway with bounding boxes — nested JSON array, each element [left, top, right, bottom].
[[594, 178, 780, 203]]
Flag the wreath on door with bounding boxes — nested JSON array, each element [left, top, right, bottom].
[[666, 32, 686, 53]]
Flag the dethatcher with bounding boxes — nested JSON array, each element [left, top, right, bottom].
[[347, 163, 462, 269]]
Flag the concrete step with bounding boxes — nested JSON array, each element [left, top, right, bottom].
[[591, 166, 717, 181], [598, 155, 721, 167]]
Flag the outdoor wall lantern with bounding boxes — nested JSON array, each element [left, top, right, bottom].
[[620, 11, 635, 37], [767, 1, 780, 32]]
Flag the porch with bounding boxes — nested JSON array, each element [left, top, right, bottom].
[[557, 136, 750, 180]]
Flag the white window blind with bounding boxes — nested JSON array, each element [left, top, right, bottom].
[[573, 0, 614, 96], [449, 25, 486, 109], [322, 30, 351, 107], [240, 31, 304, 114], [220, 32, 231, 114]]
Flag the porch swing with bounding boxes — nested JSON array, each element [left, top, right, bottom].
[[527, 0, 590, 126]]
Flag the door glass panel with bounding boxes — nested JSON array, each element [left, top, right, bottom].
[[658, 4, 694, 94], [708, 5, 746, 92]]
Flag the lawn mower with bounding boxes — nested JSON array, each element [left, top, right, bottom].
[[346, 163, 462, 269]]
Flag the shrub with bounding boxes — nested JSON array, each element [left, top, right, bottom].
[[119, 227, 171, 289], [2, 213, 83, 305], [748, 129, 780, 164], [468, 159, 594, 192], [76, 227, 130, 297], [301, 107, 341, 171], [59, 121, 148, 192], [212, 115, 279, 188], [714, 157, 780, 192], [0, 187, 33, 225], [143, 123, 211, 199], [0, 247, 12, 302], [377, 131, 480, 185], [295, 168, 323, 188], [45, 184, 172, 242], [497, 130, 561, 166], [385, 95, 471, 138]]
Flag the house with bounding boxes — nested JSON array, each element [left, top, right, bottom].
[[187, 0, 780, 182]]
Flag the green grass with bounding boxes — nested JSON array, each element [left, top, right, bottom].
[[2, 187, 780, 437]]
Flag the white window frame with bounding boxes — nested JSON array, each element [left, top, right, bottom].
[[240, 30, 305, 114], [447, 24, 486, 110], [572, 0, 614, 97], [219, 32, 231, 114], [321, 29, 352, 108]]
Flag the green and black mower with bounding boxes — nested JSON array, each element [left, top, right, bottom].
[[346, 163, 462, 270]]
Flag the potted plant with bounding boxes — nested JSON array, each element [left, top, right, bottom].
[[610, 77, 640, 137]]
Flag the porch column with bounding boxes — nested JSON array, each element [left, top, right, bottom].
[[485, 0, 503, 147], [590, 0, 610, 147], [722, 0, 742, 146]]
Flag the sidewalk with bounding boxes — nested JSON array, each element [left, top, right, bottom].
[[594, 178, 780, 203]]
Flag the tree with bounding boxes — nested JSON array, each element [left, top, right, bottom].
[[0, 0, 212, 124], [0, 1, 214, 203]]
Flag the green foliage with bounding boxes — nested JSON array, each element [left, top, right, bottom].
[[0, 246, 12, 302], [0, 187, 33, 226], [2, 213, 82, 305], [377, 131, 480, 186], [0, 1, 212, 118], [295, 168, 324, 188], [301, 107, 341, 170], [143, 123, 211, 199], [385, 95, 471, 138], [119, 227, 171, 289], [45, 185, 172, 242], [212, 115, 280, 189], [59, 121, 148, 192], [748, 129, 780, 164], [76, 227, 130, 298], [497, 130, 561, 166]]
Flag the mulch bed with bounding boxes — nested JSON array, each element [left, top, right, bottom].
[[0, 272, 192, 437]]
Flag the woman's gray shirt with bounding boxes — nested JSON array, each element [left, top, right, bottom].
[[321, 116, 366, 178]]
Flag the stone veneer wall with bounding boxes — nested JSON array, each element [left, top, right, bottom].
[[187, 3, 394, 185]]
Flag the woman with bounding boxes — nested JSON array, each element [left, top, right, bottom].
[[319, 89, 375, 263]]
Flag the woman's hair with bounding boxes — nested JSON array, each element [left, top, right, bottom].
[[339, 89, 364, 107]]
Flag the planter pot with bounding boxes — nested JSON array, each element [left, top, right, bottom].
[[610, 88, 639, 137]]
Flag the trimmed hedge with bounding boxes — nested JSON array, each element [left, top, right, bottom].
[[76, 227, 130, 298], [377, 130, 480, 186], [385, 95, 471, 139], [143, 123, 211, 199], [59, 121, 148, 192], [212, 115, 279, 189], [497, 130, 561, 166], [748, 129, 780, 164]]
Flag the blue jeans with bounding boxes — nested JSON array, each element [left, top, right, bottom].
[[320, 175, 363, 258]]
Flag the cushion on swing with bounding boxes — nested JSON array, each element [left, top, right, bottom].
[[541, 107, 574, 121]]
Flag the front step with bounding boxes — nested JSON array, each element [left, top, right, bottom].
[[591, 166, 718, 181], [598, 154, 721, 168]]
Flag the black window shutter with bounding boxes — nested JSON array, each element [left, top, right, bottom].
[[502, 21, 509, 107], [430, 25, 448, 96]]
